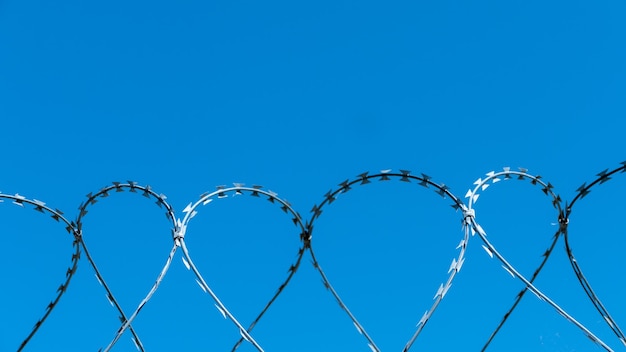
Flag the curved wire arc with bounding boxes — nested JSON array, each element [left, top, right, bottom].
[[564, 162, 626, 347], [461, 168, 565, 351], [466, 169, 613, 352], [177, 184, 307, 352], [0, 193, 81, 352], [74, 182, 177, 352], [5, 164, 626, 351], [305, 169, 468, 352]]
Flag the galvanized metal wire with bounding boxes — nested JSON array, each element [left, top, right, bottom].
[[3, 163, 626, 351]]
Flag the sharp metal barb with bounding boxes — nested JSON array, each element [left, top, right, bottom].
[[6, 166, 622, 352]]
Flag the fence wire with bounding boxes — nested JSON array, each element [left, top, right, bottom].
[[2, 163, 626, 351]]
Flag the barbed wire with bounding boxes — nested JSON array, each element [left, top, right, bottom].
[[2, 163, 626, 351], [0, 193, 80, 351], [306, 170, 467, 352], [177, 184, 307, 352], [564, 162, 626, 348], [75, 182, 177, 352], [463, 168, 567, 351]]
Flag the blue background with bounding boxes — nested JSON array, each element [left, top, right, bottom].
[[1, 1, 625, 351]]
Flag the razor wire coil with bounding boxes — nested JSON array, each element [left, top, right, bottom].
[[3, 163, 626, 351]]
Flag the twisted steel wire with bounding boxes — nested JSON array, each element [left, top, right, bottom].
[[0, 192, 80, 351], [466, 169, 613, 351], [306, 169, 468, 352], [564, 162, 626, 347]]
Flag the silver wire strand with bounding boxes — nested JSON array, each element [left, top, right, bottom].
[[0, 193, 80, 351], [75, 182, 177, 352], [306, 170, 468, 352], [5, 164, 626, 351]]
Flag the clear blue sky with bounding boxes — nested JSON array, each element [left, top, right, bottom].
[[1, 1, 626, 351]]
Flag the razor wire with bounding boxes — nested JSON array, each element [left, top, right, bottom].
[[75, 182, 177, 352], [564, 162, 626, 347], [305, 169, 468, 352], [3, 163, 626, 351], [176, 184, 307, 352], [463, 168, 568, 351], [0, 193, 80, 352], [465, 168, 612, 351]]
